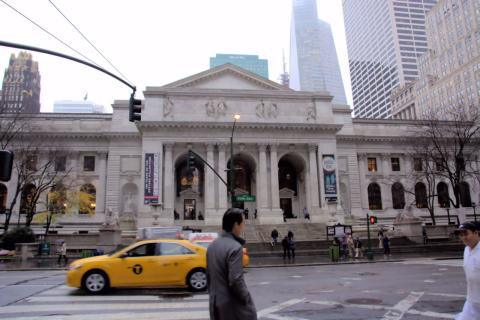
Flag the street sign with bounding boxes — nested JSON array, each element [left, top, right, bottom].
[[233, 194, 256, 202]]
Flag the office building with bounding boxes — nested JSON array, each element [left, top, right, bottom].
[[343, 0, 437, 118], [54, 100, 105, 113], [0, 51, 41, 113], [290, 0, 347, 104], [210, 54, 269, 79]]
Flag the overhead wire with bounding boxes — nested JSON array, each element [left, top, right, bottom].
[[47, 0, 133, 86], [0, 0, 103, 71]]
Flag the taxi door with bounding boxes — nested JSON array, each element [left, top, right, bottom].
[[109, 243, 161, 287], [156, 242, 199, 285]]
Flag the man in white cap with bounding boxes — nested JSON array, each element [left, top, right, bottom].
[[455, 221, 480, 319]]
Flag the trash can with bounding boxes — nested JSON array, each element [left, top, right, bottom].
[[329, 245, 339, 262], [39, 242, 50, 256]]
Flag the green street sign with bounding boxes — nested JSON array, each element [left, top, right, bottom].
[[233, 194, 256, 202]]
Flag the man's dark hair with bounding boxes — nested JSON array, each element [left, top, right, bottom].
[[222, 208, 244, 232]]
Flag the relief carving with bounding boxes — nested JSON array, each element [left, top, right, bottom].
[[205, 99, 228, 118], [163, 97, 174, 118], [306, 103, 316, 121], [256, 100, 279, 119]]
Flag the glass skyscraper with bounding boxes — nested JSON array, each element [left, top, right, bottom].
[[343, 0, 437, 118], [290, 0, 347, 105], [210, 54, 269, 79]]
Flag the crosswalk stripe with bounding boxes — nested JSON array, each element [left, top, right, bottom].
[[1, 301, 208, 313], [5, 311, 210, 320], [26, 294, 209, 302]]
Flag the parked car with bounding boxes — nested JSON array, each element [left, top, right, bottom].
[[66, 239, 207, 294]]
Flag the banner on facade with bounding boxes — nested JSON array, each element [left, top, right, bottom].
[[144, 153, 160, 205], [322, 154, 337, 198]]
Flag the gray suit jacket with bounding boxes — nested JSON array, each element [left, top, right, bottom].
[[207, 232, 257, 320]]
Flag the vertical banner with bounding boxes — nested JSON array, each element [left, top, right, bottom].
[[144, 153, 160, 205], [322, 155, 337, 198]]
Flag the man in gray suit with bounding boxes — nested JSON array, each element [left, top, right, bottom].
[[207, 208, 257, 320]]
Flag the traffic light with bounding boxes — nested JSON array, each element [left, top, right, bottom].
[[369, 215, 378, 225], [128, 93, 142, 122], [0, 150, 14, 182], [187, 151, 196, 171]]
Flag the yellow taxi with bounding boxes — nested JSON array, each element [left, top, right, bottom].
[[67, 239, 207, 294], [188, 232, 250, 267]]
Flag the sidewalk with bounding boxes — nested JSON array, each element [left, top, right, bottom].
[[0, 250, 463, 271]]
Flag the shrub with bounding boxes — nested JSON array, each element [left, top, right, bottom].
[[1, 227, 36, 250]]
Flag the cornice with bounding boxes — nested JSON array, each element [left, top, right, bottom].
[[14, 132, 140, 140], [137, 121, 343, 132], [337, 135, 411, 143]]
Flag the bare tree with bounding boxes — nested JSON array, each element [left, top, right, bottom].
[[415, 105, 480, 209]]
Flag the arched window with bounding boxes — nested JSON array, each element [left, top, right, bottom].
[[49, 184, 67, 214], [279, 159, 298, 194], [459, 182, 472, 207], [368, 183, 382, 210], [391, 182, 405, 209], [0, 183, 7, 213], [20, 183, 36, 214], [415, 182, 428, 208], [437, 182, 450, 208], [79, 183, 96, 215]]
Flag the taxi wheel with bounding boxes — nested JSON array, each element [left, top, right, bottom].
[[82, 270, 109, 294], [187, 268, 207, 292]]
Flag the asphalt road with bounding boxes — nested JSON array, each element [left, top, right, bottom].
[[0, 258, 467, 319]]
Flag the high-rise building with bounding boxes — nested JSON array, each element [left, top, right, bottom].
[[290, 0, 347, 104], [0, 52, 41, 113], [53, 100, 105, 113], [210, 54, 269, 79], [343, 0, 437, 118], [412, 0, 480, 118]]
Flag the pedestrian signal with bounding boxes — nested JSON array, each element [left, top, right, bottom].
[[369, 215, 378, 225]]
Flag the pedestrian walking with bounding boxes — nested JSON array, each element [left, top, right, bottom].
[[244, 208, 249, 220], [341, 235, 348, 259], [57, 240, 67, 266], [347, 234, 355, 258], [383, 234, 391, 257], [303, 207, 310, 220], [354, 237, 363, 258], [281, 236, 290, 259], [254, 209, 257, 219], [282, 209, 286, 222], [270, 228, 279, 247], [422, 227, 428, 245], [287, 230, 294, 240], [206, 208, 257, 320], [455, 222, 480, 320], [288, 236, 296, 259], [378, 231, 384, 249]]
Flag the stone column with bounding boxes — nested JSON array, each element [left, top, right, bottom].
[[218, 144, 228, 212], [258, 144, 269, 210], [358, 154, 368, 210], [163, 143, 174, 218], [308, 144, 320, 209], [269, 144, 280, 210], [96, 152, 108, 217], [204, 144, 215, 213]]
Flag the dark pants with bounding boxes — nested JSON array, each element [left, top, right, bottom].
[[384, 246, 390, 255], [290, 248, 295, 258], [57, 254, 67, 265], [283, 247, 290, 259]]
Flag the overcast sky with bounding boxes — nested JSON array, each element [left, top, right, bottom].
[[0, 0, 352, 112]]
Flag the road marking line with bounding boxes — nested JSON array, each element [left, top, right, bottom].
[[4, 311, 210, 320], [26, 294, 209, 302], [262, 314, 308, 320], [425, 292, 465, 298], [341, 277, 362, 281], [257, 298, 305, 317], [432, 273, 443, 276], [424, 280, 436, 283], [439, 268, 449, 271], [291, 275, 302, 278], [407, 308, 455, 319], [381, 291, 424, 320], [310, 300, 389, 311], [259, 282, 270, 285], [0, 301, 208, 313]]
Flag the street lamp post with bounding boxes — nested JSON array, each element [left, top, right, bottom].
[[230, 114, 240, 205], [472, 202, 477, 222]]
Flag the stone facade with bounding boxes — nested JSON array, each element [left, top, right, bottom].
[[1, 64, 478, 232]]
